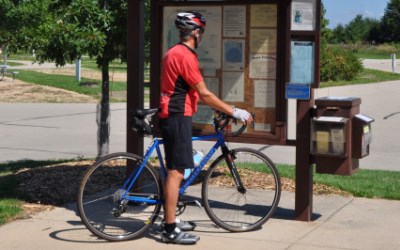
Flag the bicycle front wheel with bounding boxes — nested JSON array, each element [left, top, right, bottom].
[[76, 152, 162, 241], [202, 148, 281, 232]]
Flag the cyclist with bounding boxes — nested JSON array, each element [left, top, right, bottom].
[[158, 11, 252, 244]]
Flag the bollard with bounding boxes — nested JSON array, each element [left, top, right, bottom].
[[76, 58, 81, 82], [391, 53, 396, 73]]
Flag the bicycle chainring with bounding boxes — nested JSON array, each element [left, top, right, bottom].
[[176, 198, 186, 216]]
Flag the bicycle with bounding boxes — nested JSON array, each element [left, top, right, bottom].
[[76, 108, 281, 241]]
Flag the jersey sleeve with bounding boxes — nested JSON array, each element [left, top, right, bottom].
[[180, 54, 203, 86]]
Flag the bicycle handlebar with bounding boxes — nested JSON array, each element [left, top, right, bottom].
[[130, 108, 254, 137], [213, 111, 254, 137]]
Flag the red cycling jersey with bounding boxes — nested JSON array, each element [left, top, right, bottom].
[[159, 43, 203, 119]]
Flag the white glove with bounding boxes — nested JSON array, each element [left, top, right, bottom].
[[232, 108, 251, 122]]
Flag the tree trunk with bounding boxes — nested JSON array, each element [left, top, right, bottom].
[[97, 62, 110, 158]]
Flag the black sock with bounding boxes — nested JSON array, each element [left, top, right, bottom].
[[165, 222, 176, 233]]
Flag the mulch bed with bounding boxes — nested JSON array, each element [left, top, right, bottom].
[[15, 161, 350, 208]]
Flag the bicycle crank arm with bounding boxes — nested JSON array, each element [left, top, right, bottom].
[[183, 200, 202, 208]]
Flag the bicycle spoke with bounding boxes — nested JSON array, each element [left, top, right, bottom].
[[77, 153, 162, 241], [202, 148, 281, 232]]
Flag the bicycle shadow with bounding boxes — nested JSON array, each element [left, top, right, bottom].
[[45, 196, 321, 244], [182, 194, 322, 222], [8, 159, 321, 244], [45, 202, 318, 245], [47, 202, 165, 244], [48, 220, 163, 244]]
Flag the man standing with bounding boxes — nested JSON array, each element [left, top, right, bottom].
[[158, 11, 252, 244]]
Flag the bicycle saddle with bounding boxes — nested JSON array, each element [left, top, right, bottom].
[[133, 108, 160, 118]]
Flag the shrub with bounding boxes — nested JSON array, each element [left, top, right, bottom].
[[320, 46, 363, 81]]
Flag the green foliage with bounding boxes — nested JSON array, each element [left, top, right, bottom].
[[0, 0, 52, 58], [381, 0, 400, 42], [327, 0, 400, 44], [320, 2, 331, 47], [0, 0, 14, 45], [320, 46, 363, 82], [320, 3, 363, 82], [328, 15, 381, 44], [33, 0, 113, 66]]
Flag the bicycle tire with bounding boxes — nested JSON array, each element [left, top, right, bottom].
[[202, 148, 281, 232], [76, 152, 162, 241]]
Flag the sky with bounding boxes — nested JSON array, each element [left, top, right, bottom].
[[323, 0, 389, 28]]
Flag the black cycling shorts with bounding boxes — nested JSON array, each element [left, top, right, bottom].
[[159, 116, 194, 170]]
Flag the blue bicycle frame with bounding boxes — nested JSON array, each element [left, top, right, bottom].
[[120, 129, 227, 205]]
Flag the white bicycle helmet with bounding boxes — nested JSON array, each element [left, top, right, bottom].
[[175, 11, 206, 33]]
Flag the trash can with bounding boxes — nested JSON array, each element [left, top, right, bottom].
[[312, 97, 361, 175]]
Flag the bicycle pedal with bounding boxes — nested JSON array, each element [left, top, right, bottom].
[[184, 200, 202, 208], [194, 200, 202, 208]]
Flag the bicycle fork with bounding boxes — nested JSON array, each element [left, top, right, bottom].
[[221, 145, 246, 194]]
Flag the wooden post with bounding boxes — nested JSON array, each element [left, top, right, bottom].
[[295, 91, 314, 221], [127, 0, 145, 155]]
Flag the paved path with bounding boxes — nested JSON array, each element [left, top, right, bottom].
[[1, 79, 400, 171], [7, 60, 75, 69], [363, 58, 399, 73]]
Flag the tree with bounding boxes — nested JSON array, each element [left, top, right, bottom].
[[330, 24, 347, 44], [0, 0, 13, 62], [320, 2, 331, 47], [320, 2, 363, 81], [345, 15, 381, 44], [328, 15, 381, 44], [381, 0, 400, 42], [364, 18, 381, 44], [0, 0, 51, 63], [31, 0, 127, 157]]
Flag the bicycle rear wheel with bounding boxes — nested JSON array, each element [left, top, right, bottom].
[[76, 152, 162, 241], [202, 148, 281, 232]]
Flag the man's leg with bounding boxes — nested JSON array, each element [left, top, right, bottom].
[[161, 169, 199, 244], [161, 168, 197, 232], [164, 169, 183, 224]]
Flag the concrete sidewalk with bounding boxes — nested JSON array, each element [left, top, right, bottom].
[[1, 188, 399, 250], [363, 58, 399, 73]]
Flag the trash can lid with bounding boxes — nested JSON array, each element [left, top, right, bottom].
[[315, 96, 361, 107]]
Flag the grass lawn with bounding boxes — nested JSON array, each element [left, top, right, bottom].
[[329, 43, 400, 60], [321, 68, 400, 87], [277, 165, 400, 200], [16, 70, 127, 101], [81, 58, 127, 72]]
